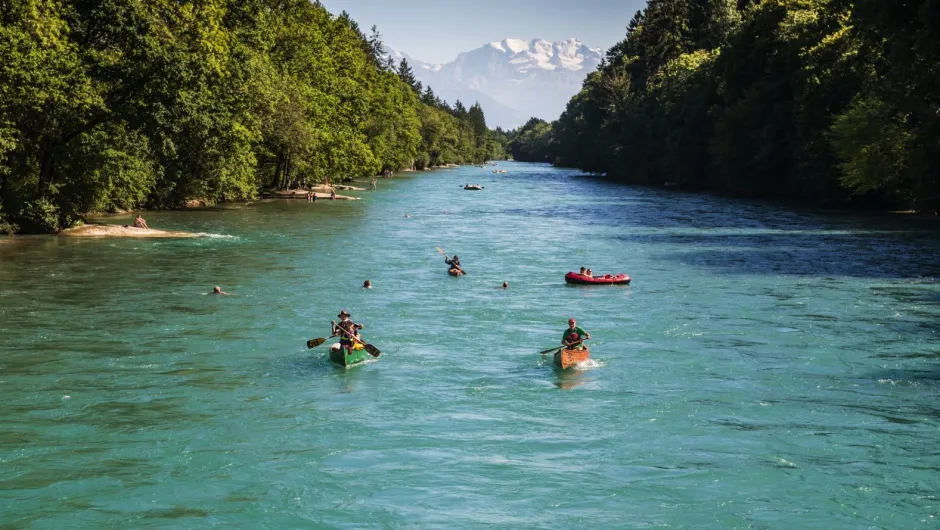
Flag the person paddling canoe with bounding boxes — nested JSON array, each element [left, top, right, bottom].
[[445, 254, 465, 276], [332, 310, 364, 356], [562, 318, 590, 349]]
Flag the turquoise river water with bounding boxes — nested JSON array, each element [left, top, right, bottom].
[[2, 162, 940, 528]]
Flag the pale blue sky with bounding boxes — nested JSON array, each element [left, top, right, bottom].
[[319, 0, 646, 63]]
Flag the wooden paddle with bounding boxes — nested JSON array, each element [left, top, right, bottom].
[[307, 337, 329, 348], [540, 339, 584, 355], [331, 322, 381, 357], [435, 247, 467, 275]]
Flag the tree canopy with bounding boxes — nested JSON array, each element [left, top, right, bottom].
[[0, 0, 504, 233], [536, 0, 940, 213]]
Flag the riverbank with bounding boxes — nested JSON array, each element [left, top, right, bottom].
[[58, 224, 203, 238], [264, 189, 360, 200]]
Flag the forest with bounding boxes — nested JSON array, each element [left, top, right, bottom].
[[0, 0, 505, 233], [510, 0, 940, 213]]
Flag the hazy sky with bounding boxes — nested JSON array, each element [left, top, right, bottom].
[[319, 0, 646, 63]]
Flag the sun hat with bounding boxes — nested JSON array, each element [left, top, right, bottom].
[[338, 309, 350, 318]]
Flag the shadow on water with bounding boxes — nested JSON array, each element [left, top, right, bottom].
[[617, 231, 940, 279], [280, 350, 375, 393]]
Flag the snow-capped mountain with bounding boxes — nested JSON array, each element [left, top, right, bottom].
[[391, 39, 603, 129]]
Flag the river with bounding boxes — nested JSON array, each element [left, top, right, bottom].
[[2, 162, 939, 527]]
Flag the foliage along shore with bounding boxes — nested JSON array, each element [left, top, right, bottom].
[[0, 1, 511, 234], [508, 0, 940, 215]]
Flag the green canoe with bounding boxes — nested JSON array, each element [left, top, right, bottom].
[[329, 343, 370, 367]]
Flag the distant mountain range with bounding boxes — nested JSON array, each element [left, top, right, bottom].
[[390, 38, 604, 129]]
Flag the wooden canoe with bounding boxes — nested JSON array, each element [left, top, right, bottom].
[[329, 343, 370, 367], [553, 347, 590, 370]]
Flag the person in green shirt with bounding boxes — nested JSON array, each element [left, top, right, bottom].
[[561, 318, 590, 349]]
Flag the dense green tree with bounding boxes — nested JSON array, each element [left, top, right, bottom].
[[509, 118, 554, 162], [0, 0, 500, 233], [549, 0, 939, 213]]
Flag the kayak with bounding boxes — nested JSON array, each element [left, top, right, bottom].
[[330, 342, 369, 367], [554, 347, 590, 369], [564, 272, 631, 285], [464, 184, 483, 190], [448, 268, 465, 276]]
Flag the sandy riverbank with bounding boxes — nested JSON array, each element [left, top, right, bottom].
[[265, 189, 360, 200], [59, 224, 203, 238]]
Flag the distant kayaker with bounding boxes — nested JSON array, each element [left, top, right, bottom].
[[211, 286, 228, 295], [502, 281, 509, 289], [133, 214, 150, 229], [445, 255, 464, 275], [562, 318, 590, 349], [363, 280, 372, 289], [332, 310, 364, 356]]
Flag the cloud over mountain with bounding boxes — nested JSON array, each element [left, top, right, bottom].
[[391, 38, 602, 129]]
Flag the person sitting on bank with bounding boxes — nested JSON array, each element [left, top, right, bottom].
[[332, 310, 364, 356], [211, 286, 228, 295], [562, 318, 590, 349], [133, 214, 150, 229]]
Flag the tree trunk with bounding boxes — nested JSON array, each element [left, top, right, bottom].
[[37, 137, 57, 194], [273, 150, 284, 190]]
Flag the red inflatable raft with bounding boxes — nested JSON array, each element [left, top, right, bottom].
[[565, 272, 631, 285]]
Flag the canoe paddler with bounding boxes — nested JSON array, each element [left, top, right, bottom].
[[562, 318, 590, 349], [332, 310, 364, 356], [445, 254, 464, 275]]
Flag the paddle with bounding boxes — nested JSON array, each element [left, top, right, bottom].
[[331, 322, 381, 357], [435, 247, 467, 275], [307, 337, 329, 348], [540, 339, 584, 355]]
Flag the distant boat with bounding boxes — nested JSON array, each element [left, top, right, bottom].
[[564, 272, 631, 285]]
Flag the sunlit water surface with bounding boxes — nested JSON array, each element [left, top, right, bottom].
[[2, 163, 940, 527]]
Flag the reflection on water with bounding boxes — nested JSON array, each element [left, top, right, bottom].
[[553, 369, 587, 390]]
